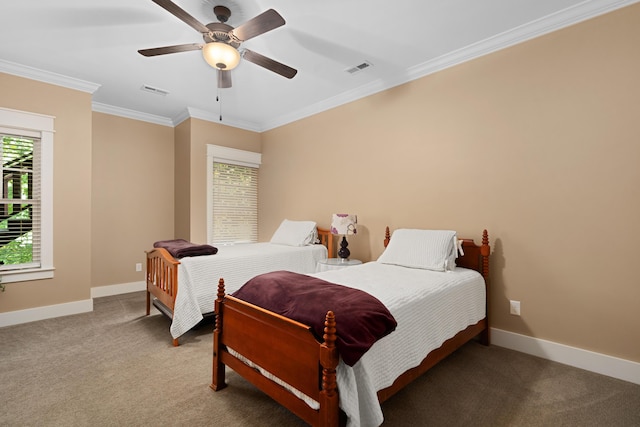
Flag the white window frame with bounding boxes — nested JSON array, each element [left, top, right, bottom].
[[0, 107, 54, 283], [206, 144, 261, 245]]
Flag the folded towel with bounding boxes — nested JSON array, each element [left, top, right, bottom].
[[153, 239, 218, 259]]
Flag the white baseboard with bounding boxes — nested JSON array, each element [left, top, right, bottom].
[[0, 298, 93, 328], [0, 281, 145, 328], [90, 281, 145, 298], [2, 293, 637, 387], [491, 328, 640, 385]]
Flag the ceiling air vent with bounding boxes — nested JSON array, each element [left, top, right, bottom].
[[345, 61, 373, 74], [141, 84, 169, 96]]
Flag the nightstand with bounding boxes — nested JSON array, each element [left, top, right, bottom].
[[317, 258, 362, 272]]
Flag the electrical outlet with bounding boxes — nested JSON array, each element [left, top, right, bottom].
[[135, 263, 142, 272], [510, 300, 521, 316]]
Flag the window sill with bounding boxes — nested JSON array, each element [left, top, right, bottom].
[[1, 267, 55, 283]]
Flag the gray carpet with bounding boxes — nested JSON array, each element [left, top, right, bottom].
[[1, 291, 638, 426]]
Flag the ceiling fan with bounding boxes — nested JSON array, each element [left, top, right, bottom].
[[138, 0, 297, 88]]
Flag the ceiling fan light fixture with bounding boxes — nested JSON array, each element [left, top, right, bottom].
[[202, 42, 240, 70]]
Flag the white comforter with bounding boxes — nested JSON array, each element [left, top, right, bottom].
[[170, 243, 327, 338], [310, 262, 486, 427]]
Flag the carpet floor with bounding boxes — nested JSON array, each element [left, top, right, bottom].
[[1, 291, 638, 426]]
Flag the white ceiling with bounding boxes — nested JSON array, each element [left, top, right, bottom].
[[0, 0, 636, 131]]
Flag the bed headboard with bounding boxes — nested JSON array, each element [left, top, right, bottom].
[[317, 227, 335, 258], [456, 231, 490, 281], [383, 226, 490, 281]]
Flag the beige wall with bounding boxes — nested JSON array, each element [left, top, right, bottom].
[[1, 4, 637, 366], [91, 112, 174, 287], [176, 117, 261, 243], [174, 120, 191, 240], [260, 5, 640, 362], [0, 73, 92, 311], [0, 81, 259, 312]]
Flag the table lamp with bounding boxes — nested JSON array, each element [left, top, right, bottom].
[[330, 214, 357, 260]]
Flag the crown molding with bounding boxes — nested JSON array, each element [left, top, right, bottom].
[[261, 0, 639, 131], [92, 102, 173, 127], [181, 107, 261, 132], [0, 59, 101, 94], [3, 0, 636, 132], [407, 0, 640, 82]]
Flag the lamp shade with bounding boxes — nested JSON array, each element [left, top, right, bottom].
[[202, 42, 240, 70], [331, 214, 357, 235]]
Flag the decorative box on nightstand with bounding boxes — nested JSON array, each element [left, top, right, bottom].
[[316, 258, 362, 272]]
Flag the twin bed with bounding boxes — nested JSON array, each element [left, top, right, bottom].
[[211, 227, 490, 426], [146, 221, 334, 345]]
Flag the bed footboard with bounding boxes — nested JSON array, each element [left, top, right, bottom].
[[211, 279, 340, 427], [145, 248, 179, 316]]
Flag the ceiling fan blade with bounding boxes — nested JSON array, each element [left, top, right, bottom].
[[151, 0, 210, 34], [243, 49, 297, 79], [138, 43, 203, 57], [230, 9, 285, 42], [218, 70, 232, 88]]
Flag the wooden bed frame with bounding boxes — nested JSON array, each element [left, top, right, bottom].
[[145, 227, 334, 346], [210, 227, 490, 426]]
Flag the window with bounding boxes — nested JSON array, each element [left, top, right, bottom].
[[0, 108, 54, 283], [207, 145, 261, 245]]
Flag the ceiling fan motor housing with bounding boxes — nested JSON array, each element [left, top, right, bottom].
[[204, 23, 240, 48]]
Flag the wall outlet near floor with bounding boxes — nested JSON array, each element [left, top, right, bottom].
[[510, 300, 521, 316], [135, 263, 142, 272]]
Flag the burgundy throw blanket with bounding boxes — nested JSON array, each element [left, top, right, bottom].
[[153, 239, 218, 259], [231, 270, 397, 366]]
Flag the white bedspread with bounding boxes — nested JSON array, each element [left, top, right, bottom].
[[170, 243, 327, 338], [311, 262, 486, 427]]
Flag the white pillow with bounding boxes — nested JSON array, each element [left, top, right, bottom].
[[270, 219, 318, 246], [377, 229, 459, 271]]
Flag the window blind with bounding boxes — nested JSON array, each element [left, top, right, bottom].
[[211, 162, 258, 244], [0, 133, 40, 270]]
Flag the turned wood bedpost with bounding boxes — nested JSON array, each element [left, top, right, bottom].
[[211, 278, 228, 391], [319, 311, 339, 427], [145, 252, 152, 316], [384, 226, 391, 248], [480, 229, 491, 346]]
